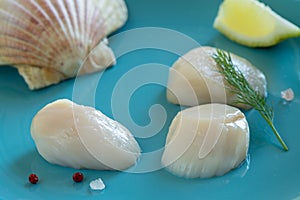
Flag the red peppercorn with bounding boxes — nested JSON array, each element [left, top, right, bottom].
[[29, 174, 39, 184], [72, 172, 84, 182]]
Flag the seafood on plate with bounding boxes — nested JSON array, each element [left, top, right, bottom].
[[161, 104, 249, 178], [31, 99, 141, 170], [166, 46, 267, 109], [0, 0, 127, 89]]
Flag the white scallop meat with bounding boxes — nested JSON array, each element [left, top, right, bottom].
[[31, 99, 141, 170], [167, 46, 267, 109], [161, 104, 249, 178]]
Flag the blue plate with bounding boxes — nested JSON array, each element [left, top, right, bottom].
[[1, 0, 300, 199]]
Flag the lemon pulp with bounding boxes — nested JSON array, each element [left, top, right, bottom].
[[222, 0, 274, 37], [214, 0, 300, 47]]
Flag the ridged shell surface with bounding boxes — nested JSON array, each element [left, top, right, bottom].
[[0, 0, 128, 89]]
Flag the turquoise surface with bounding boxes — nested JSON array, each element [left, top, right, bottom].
[[1, 0, 300, 199]]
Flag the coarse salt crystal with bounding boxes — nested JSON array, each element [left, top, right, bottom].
[[281, 88, 294, 101], [90, 178, 105, 191]]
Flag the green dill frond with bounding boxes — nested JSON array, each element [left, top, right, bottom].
[[212, 49, 288, 151]]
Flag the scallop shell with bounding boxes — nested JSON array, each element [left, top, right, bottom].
[[0, 0, 128, 90]]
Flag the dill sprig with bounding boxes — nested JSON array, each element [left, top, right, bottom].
[[212, 49, 288, 151]]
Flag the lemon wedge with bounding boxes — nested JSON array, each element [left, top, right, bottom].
[[213, 0, 300, 47]]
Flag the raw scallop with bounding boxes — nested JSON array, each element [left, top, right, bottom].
[[167, 46, 267, 109], [161, 104, 249, 178], [31, 99, 141, 170]]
